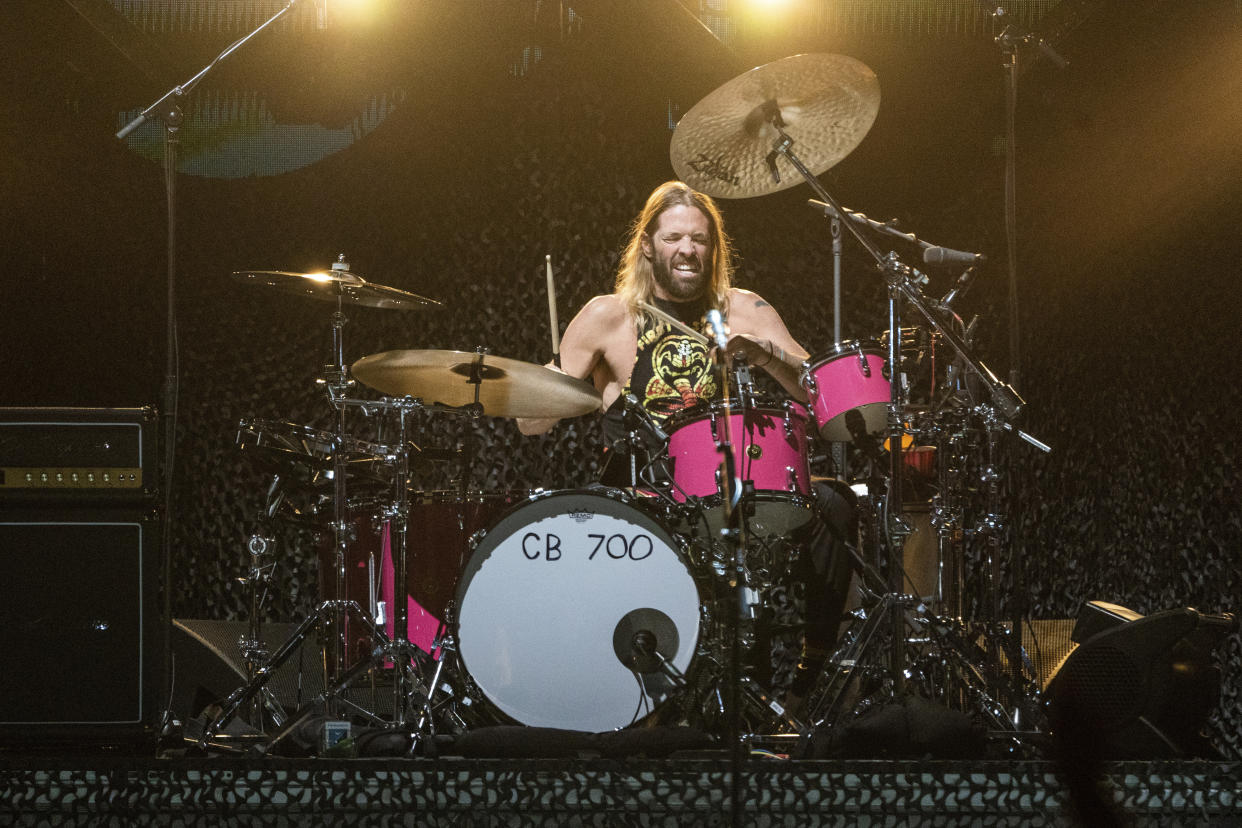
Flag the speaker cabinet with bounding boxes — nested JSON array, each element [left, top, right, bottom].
[[1044, 603, 1235, 759], [0, 509, 161, 744]]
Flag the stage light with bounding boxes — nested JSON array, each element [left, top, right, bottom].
[[319, 0, 383, 28]]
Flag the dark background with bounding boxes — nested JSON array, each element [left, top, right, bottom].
[[4, 0, 1239, 750]]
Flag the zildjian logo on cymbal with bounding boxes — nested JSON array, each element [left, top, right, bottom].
[[687, 153, 740, 187]]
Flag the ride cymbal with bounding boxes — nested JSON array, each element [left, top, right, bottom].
[[350, 350, 602, 419], [670, 53, 880, 199]]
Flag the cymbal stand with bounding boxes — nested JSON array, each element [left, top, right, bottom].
[[233, 475, 288, 732], [400, 353, 490, 750], [760, 110, 1043, 730], [199, 269, 410, 752], [258, 397, 438, 756]]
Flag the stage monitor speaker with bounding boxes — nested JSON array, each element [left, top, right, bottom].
[[1044, 603, 1237, 760], [0, 508, 161, 745], [171, 619, 314, 720]]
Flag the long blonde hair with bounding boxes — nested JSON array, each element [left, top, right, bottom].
[[614, 181, 734, 328]]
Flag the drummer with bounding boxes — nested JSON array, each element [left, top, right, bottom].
[[517, 180, 853, 710]]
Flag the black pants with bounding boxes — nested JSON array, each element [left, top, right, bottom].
[[793, 481, 858, 653]]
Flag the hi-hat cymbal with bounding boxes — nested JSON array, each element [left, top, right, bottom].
[[233, 269, 442, 310], [670, 53, 880, 199], [350, 350, 602, 419]]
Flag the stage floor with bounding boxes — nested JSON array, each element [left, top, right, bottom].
[[2, 754, 1239, 826]]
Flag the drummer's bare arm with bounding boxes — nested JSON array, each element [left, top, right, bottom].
[[724, 289, 810, 402], [516, 295, 625, 435]]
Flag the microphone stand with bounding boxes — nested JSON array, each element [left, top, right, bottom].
[[704, 313, 746, 828], [115, 0, 311, 734], [829, 215, 848, 477], [984, 0, 1068, 708], [761, 109, 1042, 718]]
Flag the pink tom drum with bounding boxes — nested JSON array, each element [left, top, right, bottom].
[[666, 399, 812, 538], [802, 339, 889, 441]]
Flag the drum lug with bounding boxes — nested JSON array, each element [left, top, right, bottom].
[[782, 403, 794, 437], [800, 361, 817, 399], [786, 465, 797, 492], [855, 342, 871, 377]]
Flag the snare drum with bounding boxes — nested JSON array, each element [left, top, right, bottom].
[[455, 489, 701, 732], [666, 399, 812, 538], [801, 340, 889, 441]]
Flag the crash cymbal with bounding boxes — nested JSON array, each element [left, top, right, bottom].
[[233, 269, 442, 310], [350, 350, 602, 419], [670, 53, 880, 199]]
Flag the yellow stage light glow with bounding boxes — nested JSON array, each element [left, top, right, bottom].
[[321, 0, 381, 27]]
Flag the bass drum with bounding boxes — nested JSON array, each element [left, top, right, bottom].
[[455, 489, 701, 732]]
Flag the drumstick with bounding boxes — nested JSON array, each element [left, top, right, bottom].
[[545, 254, 560, 359], [639, 301, 711, 346]]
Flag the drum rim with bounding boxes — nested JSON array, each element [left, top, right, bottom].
[[806, 339, 886, 364], [664, 396, 810, 429], [676, 490, 815, 537], [408, 488, 534, 504]]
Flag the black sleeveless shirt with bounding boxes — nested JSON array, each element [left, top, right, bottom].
[[601, 296, 720, 447]]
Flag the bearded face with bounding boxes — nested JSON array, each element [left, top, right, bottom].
[[643, 204, 713, 302]]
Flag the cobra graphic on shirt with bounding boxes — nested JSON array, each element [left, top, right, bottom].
[[628, 306, 718, 423]]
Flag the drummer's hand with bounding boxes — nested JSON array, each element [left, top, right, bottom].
[[715, 334, 775, 368]]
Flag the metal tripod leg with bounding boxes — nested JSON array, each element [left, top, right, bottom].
[[803, 590, 913, 730], [260, 629, 431, 756], [197, 599, 378, 751]]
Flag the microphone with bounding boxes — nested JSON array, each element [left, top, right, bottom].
[[923, 246, 986, 266], [623, 394, 669, 444], [939, 266, 978, 309], [629, 629, 687, 686], [705, 309, 729, 351], [630, 630, 661, 673]]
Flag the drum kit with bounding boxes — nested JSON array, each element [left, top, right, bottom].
[[197, 54, 1051, 756]]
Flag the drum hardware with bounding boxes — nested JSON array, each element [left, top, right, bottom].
[[670, 52, 1054, 754], [256, 396, 452, 756], [199, 259, 445, 753]]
